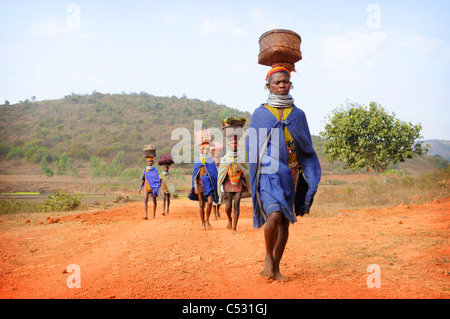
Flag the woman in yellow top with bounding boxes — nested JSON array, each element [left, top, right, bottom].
[[247, 66, 321, 281], [188, 142, 219, 230]]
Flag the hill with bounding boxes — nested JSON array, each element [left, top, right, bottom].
[[0, 92, 447, 178], [423, 140, 450, 161], [0, 92, 251, 168]]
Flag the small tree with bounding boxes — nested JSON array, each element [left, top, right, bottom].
[[320, 101, 428, 181], [40, 157, 54, 177]]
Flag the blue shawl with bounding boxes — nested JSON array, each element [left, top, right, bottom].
[[142, 166, 161, 196], [188, 156, 219, 203], [246, 104, 321, 228]]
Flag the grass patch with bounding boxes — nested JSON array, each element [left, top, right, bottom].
[[320, 179, 347, 185], [316, 168, 449, 208], [0, 199, 41, 215], [1, 192, 40, 195]]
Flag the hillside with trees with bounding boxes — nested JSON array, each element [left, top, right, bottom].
[[0, 92, 251, 170], [0, 92, 448, 180]]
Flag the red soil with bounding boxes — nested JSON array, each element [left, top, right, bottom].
[[0, 197, 449, 299]]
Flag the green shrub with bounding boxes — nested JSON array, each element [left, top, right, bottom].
[[6, 146, 24, 159], [40, 157, 54, 177], [55, 153, 78, 176], [40, 190, 83, 212]]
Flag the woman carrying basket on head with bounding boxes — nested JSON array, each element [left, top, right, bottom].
[[139, 156, 161, 220], [188, 140, 219, 230], [158, 154, 178, 216], [217, 118, 251, 234], [247, 29, 321, 281]]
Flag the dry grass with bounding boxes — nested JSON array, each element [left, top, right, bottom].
[[315, 169, 450, 212]]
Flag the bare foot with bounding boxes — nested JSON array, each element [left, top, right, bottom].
[[227, 221, 232, 230], [232, 229, 238, 235], [202, 223, 206, 230], [260, 256, 274, 280], [206, 221, 213, 229], [273, 271, 289, 282], [260, 268, 273, 280]]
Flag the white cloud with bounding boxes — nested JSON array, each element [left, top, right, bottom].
[[398, 34, 442, 57], [321, 29, 388, 69], [432, 48, 450, 65], [198, 13, 246, 37], [248, 5, 265, 24], [29, 18, 68, 37]]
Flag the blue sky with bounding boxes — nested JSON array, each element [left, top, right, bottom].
[[1, 0, 449, 140]]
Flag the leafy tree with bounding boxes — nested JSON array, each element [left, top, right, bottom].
[[320, 101, 428, 180], [0, 142, 11, 159], [6, 146, 23, 159], [89, 157, 103, 177], [55, 153, 78, 176], [88, 152, 126, 178], [25, 145, 51, 163], [40, 157, 54, 177], [67, 146, 90, 161]]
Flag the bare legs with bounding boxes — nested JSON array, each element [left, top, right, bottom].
[[212, 203, 221, 220], [224, 192, 242, 234], [162, 192, 170, 215], [198, 192, 213, 230], [143, 191, 157, 219], [260, 212, 290, 281]]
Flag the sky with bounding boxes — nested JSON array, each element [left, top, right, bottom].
[[0, 0, 449, 140]]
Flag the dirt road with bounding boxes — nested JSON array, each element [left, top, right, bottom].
[[0, 197, 448, 299]]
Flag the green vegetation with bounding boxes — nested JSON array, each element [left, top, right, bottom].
[[40, 157, 53, 177], [0, 199, 41, 215], [0, 94, 447, 179], [40, 190, 83, 212], [89, 151, 141, 182], [321, 101, 428, 180], [316, 168, 449, 209], [1, 93, 447, 216], [0, 92, 251, 170]]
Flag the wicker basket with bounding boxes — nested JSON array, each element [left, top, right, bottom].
[[194, 129, 213, 147], [222, 124, 245, 138], [143, 145, 156, 158], [258, 29, 302, 66], [221, 117, 246, 138]]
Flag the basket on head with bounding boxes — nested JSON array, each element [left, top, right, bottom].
[[143, 145, 156, 158], [158, 153, 174, 166], [258, 29, 302, 67], [221, 117, 247, 138], [194, 129, 213, 147]]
